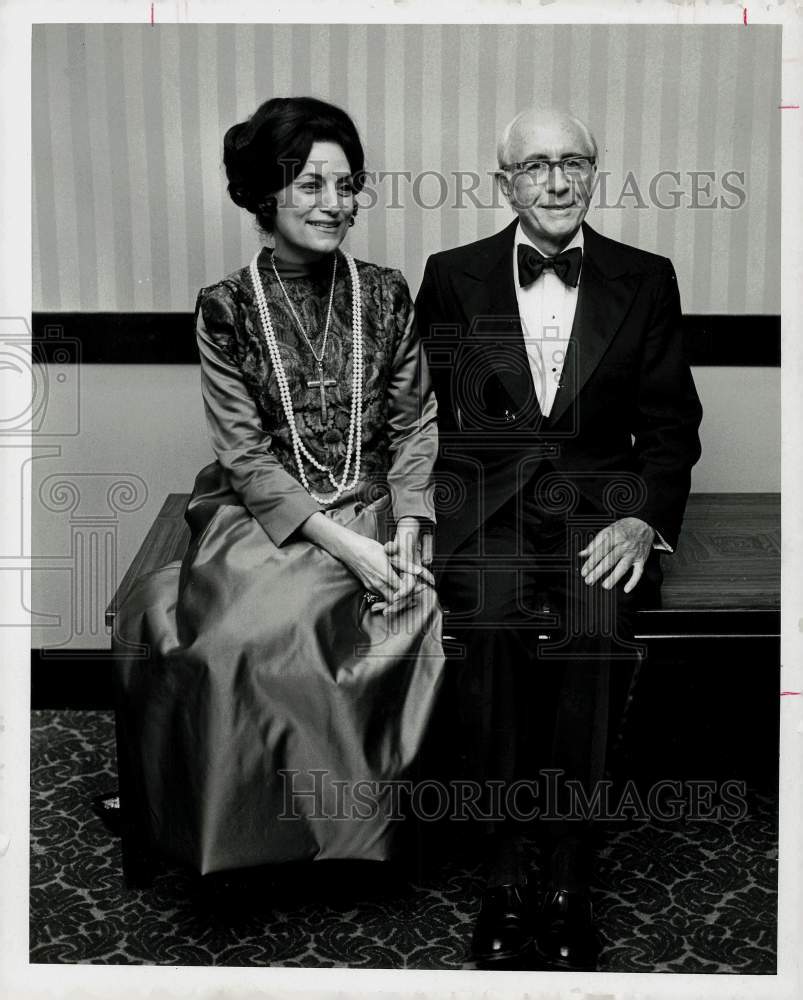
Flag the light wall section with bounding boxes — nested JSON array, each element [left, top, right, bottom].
[[32, 23, 781, 313]]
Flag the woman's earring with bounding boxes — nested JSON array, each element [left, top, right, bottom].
[[348, 216, 356, 228], [349, 205, 358, 228]]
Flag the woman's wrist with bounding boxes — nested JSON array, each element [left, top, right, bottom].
[[299, 512, 351, 562], [395, 514, 434, 528], [395, 515, 424, 534]]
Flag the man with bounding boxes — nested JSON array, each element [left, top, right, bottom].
[[415, 107, 702, 970]]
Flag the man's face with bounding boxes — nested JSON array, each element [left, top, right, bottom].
[[498, 114, 596, 252]]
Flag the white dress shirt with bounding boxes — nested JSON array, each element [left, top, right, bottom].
[[513, 224, 583, 419], [511, 222, 671, 553]]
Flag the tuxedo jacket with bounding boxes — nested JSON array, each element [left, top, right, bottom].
[[415, 220, 703, 558]]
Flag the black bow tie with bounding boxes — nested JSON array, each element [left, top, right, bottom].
[[518, 244, 583, 288]]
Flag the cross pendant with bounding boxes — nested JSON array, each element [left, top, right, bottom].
[[308, 364, 337, 422]]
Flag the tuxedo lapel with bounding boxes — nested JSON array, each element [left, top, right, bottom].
[[453, 221, 542, 424], [450, 220, 640, 428], [547, 223, 639, 425]]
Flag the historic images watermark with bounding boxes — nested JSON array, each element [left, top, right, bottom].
[[278, 769, 749, 824], [266, 160, 748, 213]]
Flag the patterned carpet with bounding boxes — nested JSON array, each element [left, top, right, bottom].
[[30, 709, 777, 971]]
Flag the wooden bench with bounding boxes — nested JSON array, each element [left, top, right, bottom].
[[106, 492, 780, 639], [105, 492, 780, 887]]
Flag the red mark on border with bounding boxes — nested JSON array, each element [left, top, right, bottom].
[[780, 691, 801, 697], [778, 105, 800, 110], [150, 3, 154, 24], [743, 7, 747, 25]]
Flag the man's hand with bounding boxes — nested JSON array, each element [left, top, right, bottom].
[[579, 517, 655, 594]]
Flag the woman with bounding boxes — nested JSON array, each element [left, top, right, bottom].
[[113, 97, 444, 877]]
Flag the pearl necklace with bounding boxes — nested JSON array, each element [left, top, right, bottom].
[[248, 250, 364, 505]]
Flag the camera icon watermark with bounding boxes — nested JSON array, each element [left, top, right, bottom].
[[424, 315, 580, 442], [0, 317, 81, 437]]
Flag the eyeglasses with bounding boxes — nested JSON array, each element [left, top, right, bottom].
[[502, 156, 596, 180]]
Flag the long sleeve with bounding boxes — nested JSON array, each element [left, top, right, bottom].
[[415, 256, 459, 436], [385, 276, 438, 523], [195, 287, 321, 546], [632, 262, 703, 551]]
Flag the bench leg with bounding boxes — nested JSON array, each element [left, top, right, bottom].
[[113, 706, 158, 889]]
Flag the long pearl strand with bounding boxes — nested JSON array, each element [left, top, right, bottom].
[[248, 251, 363, 505]]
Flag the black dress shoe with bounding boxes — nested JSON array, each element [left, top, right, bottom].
[[537, 888, 599, 971], [469, 879, 536, 967]]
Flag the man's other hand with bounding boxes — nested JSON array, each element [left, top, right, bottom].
[[579, 517, 655, 594]]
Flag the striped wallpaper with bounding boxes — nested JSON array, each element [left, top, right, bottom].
[[32, 23, 781, 314]]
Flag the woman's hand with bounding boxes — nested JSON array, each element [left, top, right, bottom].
[[389, 516, 434, 570], [336, 532, 403, 603], [372, 517, 436, 616], [299, 512, 428, 609]]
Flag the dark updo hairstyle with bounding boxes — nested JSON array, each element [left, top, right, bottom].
[[223, 96, 365, 234]]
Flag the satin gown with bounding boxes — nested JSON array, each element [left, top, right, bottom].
[[113, 248, 445, 876]]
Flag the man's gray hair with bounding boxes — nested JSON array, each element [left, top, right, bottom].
[[497, 108, 599, 167]]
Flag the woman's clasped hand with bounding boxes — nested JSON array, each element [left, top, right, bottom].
[[306, 513, 434, 615]]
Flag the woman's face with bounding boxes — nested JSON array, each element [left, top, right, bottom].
[[272, 140, 356, 263]]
